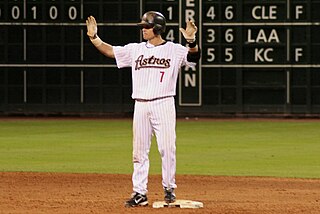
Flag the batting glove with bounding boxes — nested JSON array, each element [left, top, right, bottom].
[[86, 16, 98, 39], [179, 20, 198, 43]]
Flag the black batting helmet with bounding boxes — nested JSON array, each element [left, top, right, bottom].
[[137, 11, 166, 35]]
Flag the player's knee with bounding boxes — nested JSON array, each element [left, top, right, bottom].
[[158, 144, 176, 157], [132, 152, 149, 163]]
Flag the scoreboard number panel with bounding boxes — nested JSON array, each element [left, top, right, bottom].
[[1, 0, 320, 114], [5, 1, 81, 21], [200, 0, 319, 112]]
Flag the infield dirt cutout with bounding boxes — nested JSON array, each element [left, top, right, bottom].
[[0, 172, 319, 213]]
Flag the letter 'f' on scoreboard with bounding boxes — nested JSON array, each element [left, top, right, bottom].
[[179, 0, 202, 106]]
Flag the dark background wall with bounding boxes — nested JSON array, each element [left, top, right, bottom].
[[1, 0, 320, 117]]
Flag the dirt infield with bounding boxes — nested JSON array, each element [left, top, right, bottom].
[[0, 172, 319, 214]]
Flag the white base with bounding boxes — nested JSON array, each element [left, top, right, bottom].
[[152, 199, 203, 209]]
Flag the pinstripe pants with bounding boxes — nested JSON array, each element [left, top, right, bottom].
[[132, 96, 177, 195]]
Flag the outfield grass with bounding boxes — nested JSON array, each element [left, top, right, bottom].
[[0, 118, 319, 178]]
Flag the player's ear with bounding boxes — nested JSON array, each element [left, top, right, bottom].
[[152, 29, 158, 37]]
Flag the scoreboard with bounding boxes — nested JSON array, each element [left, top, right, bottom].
[[1, 0, 320, 115]]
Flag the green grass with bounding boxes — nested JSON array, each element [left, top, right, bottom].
[[175, 120, 320, 178], [0, 119, 319, 178]]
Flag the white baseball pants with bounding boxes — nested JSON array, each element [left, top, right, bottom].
[[132, 96, 177, 195]]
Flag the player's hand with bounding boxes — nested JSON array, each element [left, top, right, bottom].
[[179, 20, 198, 43], [86, 16, 98, 39]]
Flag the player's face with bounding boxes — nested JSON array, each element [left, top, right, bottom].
[[142, 27, 156, 40]]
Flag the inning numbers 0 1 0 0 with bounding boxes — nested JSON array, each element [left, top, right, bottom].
[[9, 5, 78, 20]]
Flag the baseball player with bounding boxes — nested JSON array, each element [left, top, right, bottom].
[[86, 11, 200, 207]]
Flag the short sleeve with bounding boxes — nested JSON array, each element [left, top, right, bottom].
[[177, 44, 197, 68], [113, 43, 136, 68]]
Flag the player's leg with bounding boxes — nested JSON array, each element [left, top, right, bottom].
[[131, 101, 153, 195], [150, 97, 177, 192]]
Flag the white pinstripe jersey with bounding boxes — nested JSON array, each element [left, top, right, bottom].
[[113, 41, 196, 100]]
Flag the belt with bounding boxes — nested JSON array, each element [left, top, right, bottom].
[[135, 96, 173, 102]]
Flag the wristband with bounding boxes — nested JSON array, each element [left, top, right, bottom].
[[90, 36, 103, 47], [187, 40, 197, 48], [186, 38, 196, 43]]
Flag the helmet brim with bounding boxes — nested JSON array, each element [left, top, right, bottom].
[[137, 21, 154, 29]]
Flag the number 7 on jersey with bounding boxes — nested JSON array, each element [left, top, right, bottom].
[[160, 71, 165, 82]]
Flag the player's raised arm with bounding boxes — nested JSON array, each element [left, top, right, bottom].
[[179, 20, 200, 62], [86, 16, 115, 58]]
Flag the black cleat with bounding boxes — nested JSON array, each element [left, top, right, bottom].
[[164, 187, 176, 203], [125, 192, 148, 207]]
